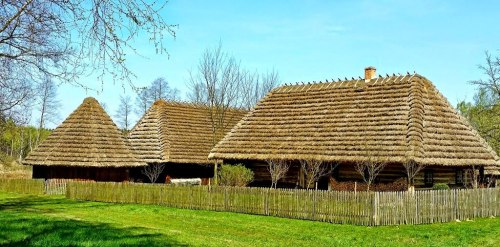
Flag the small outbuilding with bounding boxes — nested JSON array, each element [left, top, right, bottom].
[[128, 100, 246, 183], [23, 97, 145, 181], [209, 68, 500, 189]]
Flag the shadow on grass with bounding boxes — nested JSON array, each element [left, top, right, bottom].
[[0, 194, 185, 246]]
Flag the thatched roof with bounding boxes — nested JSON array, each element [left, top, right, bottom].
[[485, 165, 500, 175], [23, 97, 144, 167], [128, 100, 247, 164], [210, 73, 500, 167]]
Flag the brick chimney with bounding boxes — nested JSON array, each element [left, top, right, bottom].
[[364, 66, 376, 82]]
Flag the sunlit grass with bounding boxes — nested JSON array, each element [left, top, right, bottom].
[[0, 192, 498, 246]]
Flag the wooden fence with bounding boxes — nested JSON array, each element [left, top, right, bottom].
[[66, 181, 500, 226], [44, 179, 70, 195], [0, 178, 45, 195]]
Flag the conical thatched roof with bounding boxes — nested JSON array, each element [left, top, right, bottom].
[[23, 97, 144, 167], [210, 73, 500, 167], [128, 100, 247, 164]]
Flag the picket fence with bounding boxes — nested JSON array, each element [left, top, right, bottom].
[[66, 181, 500, 226]]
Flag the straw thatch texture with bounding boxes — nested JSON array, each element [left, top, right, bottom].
[[210, 74, 500, 168], [128, 100, 246, 164], [23, 97, 144, 167], [485, 166, 500, 175]]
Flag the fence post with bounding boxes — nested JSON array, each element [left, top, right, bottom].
[[373, 192, 379, 226], [224, 186, 228, 211], [312, 190, 317, 220], [264, 188, 269, 216], [454, 189, 458, 221]]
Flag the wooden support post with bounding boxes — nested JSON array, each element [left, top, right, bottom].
[[213, 160, 218, 185]]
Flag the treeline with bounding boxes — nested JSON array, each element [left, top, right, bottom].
[[0, 119, 51, 165]]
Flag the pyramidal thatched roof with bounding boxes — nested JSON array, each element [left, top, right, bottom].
[[210, 73, 500, 167], [23, 97, 144, 167], [128, 100, 247, 164]]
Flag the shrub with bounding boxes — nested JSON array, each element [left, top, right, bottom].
[[218, 164, 254, 187], [432, 183, 450, 190]]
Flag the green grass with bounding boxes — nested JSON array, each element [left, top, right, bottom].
[[0, 192, 499, 246]]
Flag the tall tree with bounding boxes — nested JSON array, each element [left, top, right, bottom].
[[470, 51, 500, 100], [0, 0, 176, 119], [187, 43, 245, 145], [458, 51, 500, 155], [187, 43, 279, 184], [241, 70, 280, 110], [150, 77, 179, 101], [188, 43, 279, 145], [0, 60, 33, 123], [457, 89, 500, 155], [115, 95, 133, 131], [35, 78, 60, 145], [135, 87, 153, 116], [134, 78, 179, 116]]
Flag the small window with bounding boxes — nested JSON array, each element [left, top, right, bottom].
[[455, 169, 464, 185], [424, 169, 434, 187]]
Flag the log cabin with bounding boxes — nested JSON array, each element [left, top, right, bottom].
[[23, 97, 145, 181], [128, 100, 246, 183], [209, 67, 500, 190]]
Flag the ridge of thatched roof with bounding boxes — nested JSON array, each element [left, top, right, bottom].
[[23, 97, 145, 167], [209, 73, 500, 167], [128, 100, 247, 164]]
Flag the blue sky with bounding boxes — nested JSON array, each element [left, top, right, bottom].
[[50, 0, 500, 128]]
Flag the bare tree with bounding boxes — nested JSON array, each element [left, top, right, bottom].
[[241, 70, 280, 110], [135, 78, 179, 117], [150, 77, 179, 101], [0, 60, 34, 122], [188, 43, 280, 184], [188, 43, 246, 146], [1, 0, 175, 126], [188, 43, 279, 144], [355, 157, 387, 191], [142, 163, 165, 183], [470, 51, 500, 100], [115, 95, 133, 132], [35, 78, 60, 145], [135, 88, 153, 116], [299, 160, 334, 189], [187, 79, 208, 105], [466, 165, 480, 189], [403, 160, 425, 191], [266, 159, 290, 189]]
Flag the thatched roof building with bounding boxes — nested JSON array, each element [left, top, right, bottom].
[[129, 100, 246, 166], [24, 97, 144, 171], [210, 70, 500, 168]]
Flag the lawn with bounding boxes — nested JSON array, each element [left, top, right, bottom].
[[0, 192, 498, 246]]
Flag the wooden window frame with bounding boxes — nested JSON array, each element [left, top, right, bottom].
[[455, 169, 464, 185], [424, 169, 434, 187]]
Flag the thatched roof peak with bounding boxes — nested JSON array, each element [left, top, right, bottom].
[[83, 97, 99, 104], [23, 98, 145, 167], [210, 73, 499, 168]]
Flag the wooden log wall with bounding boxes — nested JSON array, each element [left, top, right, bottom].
[[227, 160, 473, 189], [32, 165, 129, 182]]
